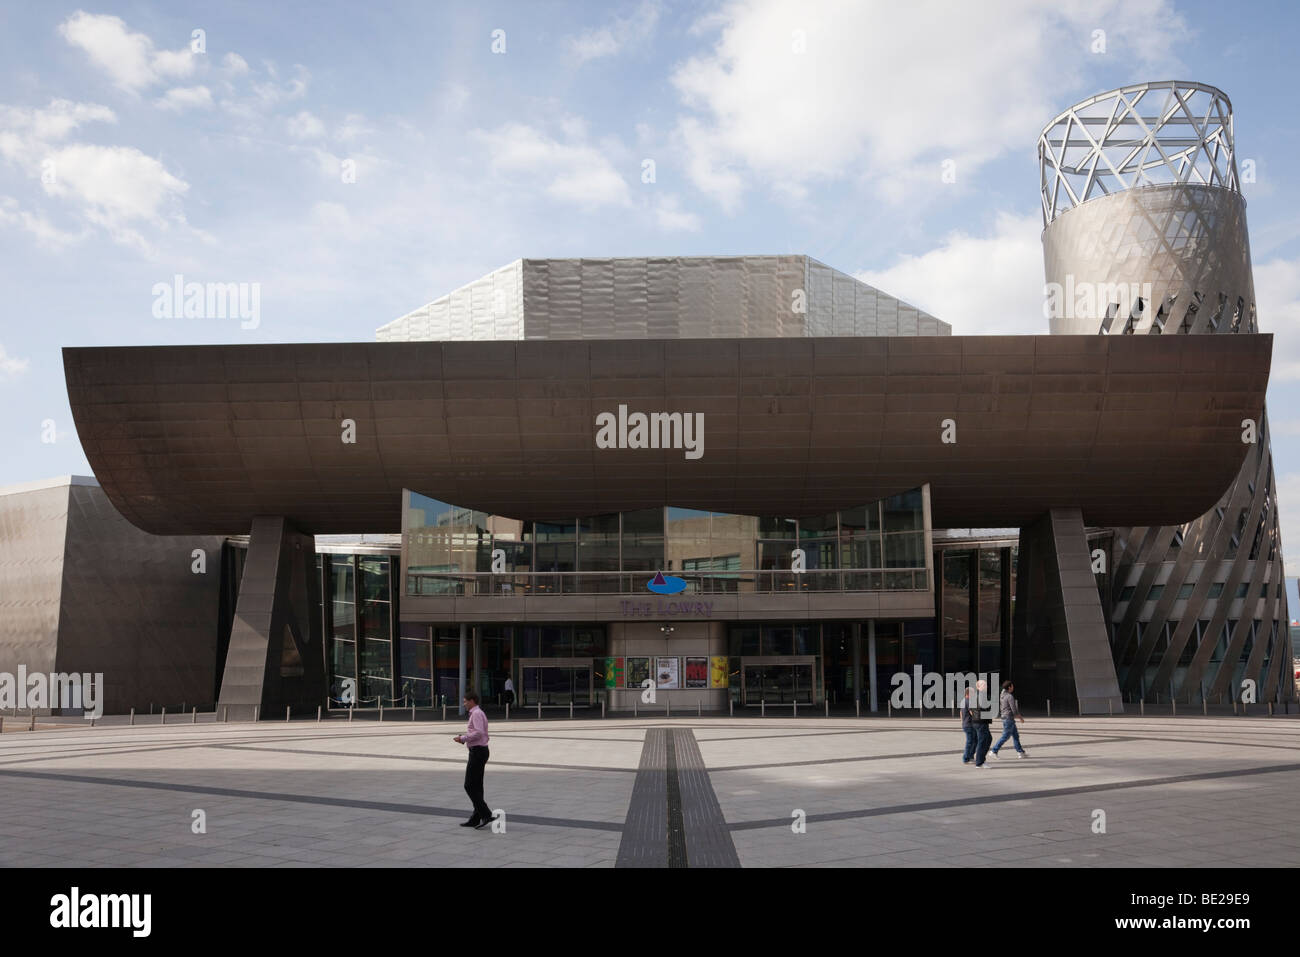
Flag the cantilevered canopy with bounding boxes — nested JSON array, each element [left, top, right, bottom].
[[64, 334, 1270, 535]]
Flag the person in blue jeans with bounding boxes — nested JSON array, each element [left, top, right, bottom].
[[960, 688, 978, 763], [990, 680, 1029, 758]]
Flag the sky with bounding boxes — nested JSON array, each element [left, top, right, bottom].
[[2, 0, 1300, 574]]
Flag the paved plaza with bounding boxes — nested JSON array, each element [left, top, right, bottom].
[[1, 713, 1298, 867]]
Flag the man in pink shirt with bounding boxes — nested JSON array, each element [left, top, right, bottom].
[[453, 691, 491, 829]]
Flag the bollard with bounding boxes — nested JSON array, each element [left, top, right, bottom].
[[379, 700, 384, 722], [793, 699, 797, 718], [192, 707, 197, 724], [161, 707, 166, 726], [569, 700, 574, 720], [729, 697, 733, 718], [0, 716, 4, 734], [537, 700, 542, 720], [1140, 699, 1144, 716], [1269, 702, 1274, 717], [442, 703, 447, 722], [286, 705, 291, 722], [1047, 699, 1052, 718], [761, 699, 765, 718], [411, 703, 415, 722], [698, 701, 701, 717], [506, 703, 510, 721], [1172, 699, 1176, 717], [349, 706, 354, 723], [1233, 700, 1238, 715], [887, 700, 891, 718], [253, 705, 259, 722], [223, 706, 228, 723], [29, 709, 36, 731], [1108, 698, 1112, 717], [600, 701, 604, 720], [90, 715, 96, 728], [856, 699, 860, 719], [130, 708, 135, 727], [317, 705, 322, 722], [1202, 698, 1207, 716], [825, 699, 829, 718], [666, 698, 670, 719], [634, 698, 638, 718]]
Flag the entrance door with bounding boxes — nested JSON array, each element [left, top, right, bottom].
[[517, 658, 593, 708], [740, 656, 816, 705]]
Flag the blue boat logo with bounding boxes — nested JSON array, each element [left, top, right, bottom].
[[647, 571, 687, 595]]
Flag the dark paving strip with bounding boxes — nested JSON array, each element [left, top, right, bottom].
[[726, 761, 1300, 831], [615, 729, 668, 867], [0, 767, 623, 832], [710, 737, 1127, 772], [673, 729, 740, 868], [214, 743, 637, 774], [480, 734, 647, 743], [665, 731, 688, 867]]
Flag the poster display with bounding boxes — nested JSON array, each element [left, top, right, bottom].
[[684, 657, 708, 689], [604, 657, 624, 688], [655, 656, 679, 689], [709, 656, 729, 689], [626, 657, 650, 690]]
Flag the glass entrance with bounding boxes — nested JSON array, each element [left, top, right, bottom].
[[740, 656, 816, 705], [518, 658, 593, 708]]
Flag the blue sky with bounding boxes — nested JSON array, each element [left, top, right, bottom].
[[2, 0, 1299, 574]]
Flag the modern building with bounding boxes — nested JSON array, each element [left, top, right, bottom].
[[1039, 81, 1291, 706], [19, 82, 1290, 720]]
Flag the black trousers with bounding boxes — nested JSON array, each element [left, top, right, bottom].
[[464, 746, 491, 821]]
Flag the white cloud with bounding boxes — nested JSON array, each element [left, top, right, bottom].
[[1277, 471, 1300, 578], [857, 212, 1045, 334], [287, 110, 326, 139], [440, 83, 470, 114], [154, 86, 213, 113], [568, 0, 663, 63], [0, 195, 88, 249], [653, 194, 702, 232], [473, 122, 631, 210], [58, 11, 195, 92], [1255, 255, 1300, 382], [0, 100, 115, 161], [0, 344, 28, 380], [222, 52, 250, 75], [335, 113, 374, 142], [671, 0, 1188, 208]]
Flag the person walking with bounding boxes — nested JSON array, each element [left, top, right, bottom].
[[960, 687, 978, 764], [990, 680, 1028, 758], [503, 675, 515, 707], [453, 691, 492, 828]]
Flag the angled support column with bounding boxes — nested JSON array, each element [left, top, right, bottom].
[[217, 516, 324, 721], [1012, 508, 1123, 715]]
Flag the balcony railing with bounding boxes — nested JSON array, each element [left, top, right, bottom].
[[406, 568, 930, 597]]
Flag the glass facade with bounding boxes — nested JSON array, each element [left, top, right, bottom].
[[323, 553, 398, 707], [935, 543, 1014, 677], [402, 487, 931, 596]]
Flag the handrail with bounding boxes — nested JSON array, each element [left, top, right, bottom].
[[405, 567, 929, 596]]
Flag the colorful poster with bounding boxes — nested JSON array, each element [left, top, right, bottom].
[[656, 656, 679, 689], [709, 656, 729, 689], [604, 657, 625, 688], [684, 657, 708, 688], [626, 657, 651, 690]]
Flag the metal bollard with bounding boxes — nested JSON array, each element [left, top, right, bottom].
[[29, 710, 36, 731], [634, 698, 638, 718], [729, 697, 733, 718], [1269, 702, 1274, 717], [601, 700, 604, 720], [698, 701, 701, 717], [379, 701, 384, 722], [442, 703, 446, 721], [286, 705, 291, 722], [253, 705, 259, 722], [192, 707, 197, 724], [856, 699, 860, 718], [90, 715, 96, 727], [761, 699, 765, 718], [1233, 700, 1238, 715], [1108, 699, 1112, 717], [1202, 698, 1207, 716], [1047, 699, 1051, 718], [317, 705, 322, 722], [0, 716, 4, 734], [161, 707, 166, 726], [349, 706, 354, 722], [793, 700, 797, 718], [537, 700, 542, 720], [1172, 699, 1176, 716], [223, 706, 228, 723], [130, 708, 135, 727], [1140, 699, 1144, 716], [887, 700, 891, 718], [825, 699, 829, 718], [506, 703, 510, 721], [666, 698, 670, 719], [569, 700, 574, 720]]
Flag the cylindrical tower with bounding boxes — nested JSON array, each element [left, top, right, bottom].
[[1039, 80, 1291, 704]]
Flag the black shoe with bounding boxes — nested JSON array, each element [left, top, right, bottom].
[[460, 817, 481, 828], [474, 817, 491, 830]]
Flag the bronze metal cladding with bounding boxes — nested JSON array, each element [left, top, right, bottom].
[[63, 335, 1270, 537]]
